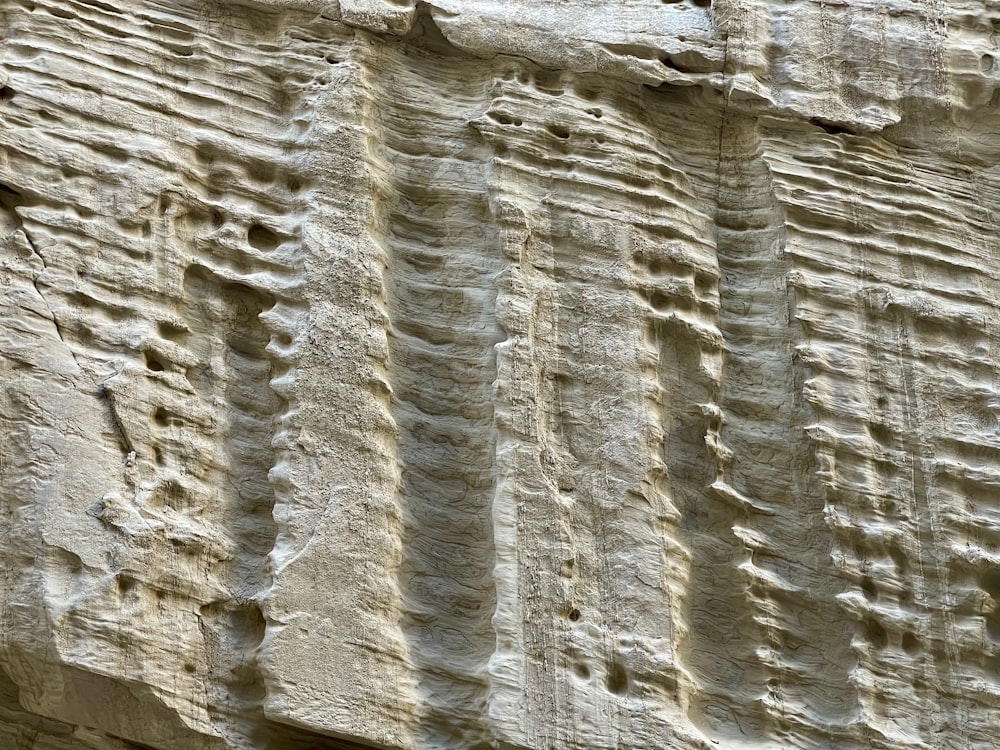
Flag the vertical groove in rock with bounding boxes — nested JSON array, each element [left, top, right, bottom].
[[629, 91, 741, 745], [360, 18, 502, 749], [710, 112, 861, 745]]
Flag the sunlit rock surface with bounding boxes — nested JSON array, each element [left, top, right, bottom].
[[2, 0, 1000, 748]]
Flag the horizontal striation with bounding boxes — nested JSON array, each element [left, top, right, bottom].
[[5, 1, 1000, 749], [0, 0, 348, 747], [763, 123, 1000, 749], [479, 66, 723, 750], [356, 16, 504, 750]]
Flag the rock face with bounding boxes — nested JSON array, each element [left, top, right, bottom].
[[2, 0, 1000, 748]]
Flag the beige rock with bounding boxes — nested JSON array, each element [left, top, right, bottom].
[[1, 0, 999, 748]]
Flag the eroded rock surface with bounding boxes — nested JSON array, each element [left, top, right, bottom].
[[2, 0, 1000, 748]]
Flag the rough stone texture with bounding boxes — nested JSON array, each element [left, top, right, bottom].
[[2, 0, 1000, 748]]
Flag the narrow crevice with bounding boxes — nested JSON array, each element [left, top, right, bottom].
[[709, 115, 861, 740], [362, 33, 501, 749], [402, 1, 463, 57], [809, 117, 857, 136]]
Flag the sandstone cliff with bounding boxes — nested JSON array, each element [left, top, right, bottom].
[[1, 0, 999, 748]]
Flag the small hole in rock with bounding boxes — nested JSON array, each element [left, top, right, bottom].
[[0, 184, 22, 210], [810, 117, 854, 136], [860, 577, 877, 602], [649, 289, 672, 311], [0, 86, 14, 103], [899, 587, 914, 607], [194, 142, 219, 166], [248, 223, 280, 252], [888, 541, 908, 573], [982, 54, 994, 73], [694, 273, 714, 295], [153, 407, 171, 427], [326, 54, 340, 64], [869, 421, 892, 445], [183, 663, 197, 673], [533, 70, 563, 94], [568, 608, 581, 622], [901, 632, 921, 655], [575, 662, 591, 680], [146, 355, 165, 372], [547, 124, 571, 139], [865, 618, 888, 649], [606, 659, 628, 695], [158, 320, 187, 341], [247, 159, 276, 184], [982, 569, 1000, 598]]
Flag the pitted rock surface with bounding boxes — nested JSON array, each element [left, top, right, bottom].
[[2, 1, 1000, 748]]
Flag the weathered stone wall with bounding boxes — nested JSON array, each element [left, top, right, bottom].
[[2, 1, 1000, 748]]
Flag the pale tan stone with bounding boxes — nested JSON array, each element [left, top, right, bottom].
[[1, 1, 999, 748]]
